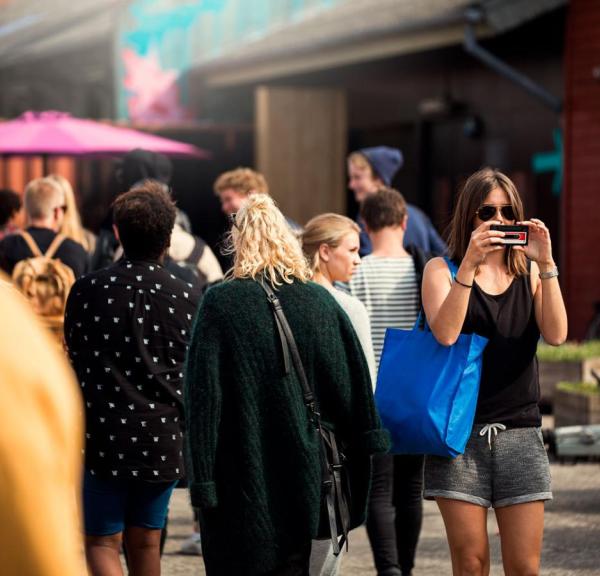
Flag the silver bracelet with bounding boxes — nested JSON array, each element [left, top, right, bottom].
[[539, 266, 559, 280]]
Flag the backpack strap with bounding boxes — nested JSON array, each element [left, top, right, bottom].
[[44, 234, 67, 259], [185, 236, 206, 266], [19, 231, 43, 258], [18, 231, 66, 259]]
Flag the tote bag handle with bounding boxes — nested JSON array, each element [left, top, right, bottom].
[[415, 256, 458, 331]]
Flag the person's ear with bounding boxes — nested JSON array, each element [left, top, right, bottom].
[[318, 243, 331, 263], [12, 208, 25, 229], [52, 206, 64, 230], [401, 214, 408, 231]]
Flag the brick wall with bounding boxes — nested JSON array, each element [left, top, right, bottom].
[[563, 0, 600, 339]]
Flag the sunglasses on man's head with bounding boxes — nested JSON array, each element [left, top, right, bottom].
[[476, 204, 515, 222]]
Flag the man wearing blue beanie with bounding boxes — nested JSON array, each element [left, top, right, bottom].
[[348, 146, 447, 257]]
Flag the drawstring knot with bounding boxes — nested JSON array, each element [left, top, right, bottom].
[[479, 423, 506, 449]]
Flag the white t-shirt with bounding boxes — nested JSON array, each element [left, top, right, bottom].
[[325, 285, 377, 390]]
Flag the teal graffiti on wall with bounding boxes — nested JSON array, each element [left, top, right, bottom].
[[116, 0, 348, 122], [117, 0, 224, 121], [532, 129, 563, 196]]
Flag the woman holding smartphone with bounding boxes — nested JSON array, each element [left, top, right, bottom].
[[421, 168, 567, 576]]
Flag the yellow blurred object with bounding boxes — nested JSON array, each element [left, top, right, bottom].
[[0, 273, 86, 575]]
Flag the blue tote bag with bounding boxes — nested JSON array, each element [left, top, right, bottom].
[[375, 258, 488, 458]]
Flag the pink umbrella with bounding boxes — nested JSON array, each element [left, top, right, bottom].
[[0, 111, 210, 158]]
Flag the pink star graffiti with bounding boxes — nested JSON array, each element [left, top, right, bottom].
[[122, 48, 191, 123]]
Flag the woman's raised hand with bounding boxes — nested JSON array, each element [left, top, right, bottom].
[[514, 219, 554, 265], [462, 220, 505, 270]]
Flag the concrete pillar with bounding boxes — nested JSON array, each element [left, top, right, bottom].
[[255, 86, 347, 225]]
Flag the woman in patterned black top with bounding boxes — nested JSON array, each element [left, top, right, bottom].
[[65, 181, 201, 576]]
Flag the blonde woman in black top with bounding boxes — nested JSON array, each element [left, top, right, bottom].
[[421, 168, 567, 576]]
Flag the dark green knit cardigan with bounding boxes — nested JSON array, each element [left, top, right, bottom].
[[184, 279, 389, 575]]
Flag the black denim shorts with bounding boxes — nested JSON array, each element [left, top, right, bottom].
[[423, 425, 552, 508]]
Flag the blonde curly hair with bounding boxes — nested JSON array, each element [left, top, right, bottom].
[[225, 194, 311, 285]]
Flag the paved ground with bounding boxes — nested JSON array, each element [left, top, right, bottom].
[[160, 459, 600, 575]]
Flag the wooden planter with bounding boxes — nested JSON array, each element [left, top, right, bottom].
[[554, 388, 600, 427], [539, 357, 600, 410]]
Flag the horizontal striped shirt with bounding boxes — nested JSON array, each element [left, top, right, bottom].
[[350, 256, 419, 369]]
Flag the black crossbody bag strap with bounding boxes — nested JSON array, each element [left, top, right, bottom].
[[259, 280, 315, 408], [258, 280, 349, 555]]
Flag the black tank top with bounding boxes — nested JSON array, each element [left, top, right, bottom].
[[461, 269, 541, 427]]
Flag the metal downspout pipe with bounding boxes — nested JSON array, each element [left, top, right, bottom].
[[463, 7, 562, 113]]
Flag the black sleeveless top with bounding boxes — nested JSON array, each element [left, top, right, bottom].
[[462, 269, 541, 427]]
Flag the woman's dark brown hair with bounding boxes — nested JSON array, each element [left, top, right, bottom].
[[448, 168, 528, 277]]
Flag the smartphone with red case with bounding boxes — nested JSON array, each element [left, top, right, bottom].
[[490, 224, 529, 246]]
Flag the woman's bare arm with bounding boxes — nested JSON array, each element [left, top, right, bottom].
[[422, 221, 504, 346]]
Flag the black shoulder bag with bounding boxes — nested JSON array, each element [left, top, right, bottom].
[[258, 280, 351, 555]]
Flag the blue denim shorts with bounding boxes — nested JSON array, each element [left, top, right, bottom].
[[424, 425, 552, 508], [83, 469, 177, 535]]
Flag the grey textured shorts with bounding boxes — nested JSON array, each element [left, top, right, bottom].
[[424, 425, 552, 508]]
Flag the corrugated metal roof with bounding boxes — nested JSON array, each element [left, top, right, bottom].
[[191, 0, 567, 86], [0, 0, 126, 66], [0, 0, 566, 74], [195, 0, 473, 69]]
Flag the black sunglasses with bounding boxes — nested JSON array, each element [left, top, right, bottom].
[[476, 204, 515, 222]]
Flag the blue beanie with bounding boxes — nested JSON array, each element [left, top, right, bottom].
[[359, 146, 403, 186]]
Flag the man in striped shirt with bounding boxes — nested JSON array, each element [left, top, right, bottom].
[[350, 187, 428, 576]]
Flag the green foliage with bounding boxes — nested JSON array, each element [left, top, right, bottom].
[[537, 341, 600, 362], [557, 381, 600, 395]]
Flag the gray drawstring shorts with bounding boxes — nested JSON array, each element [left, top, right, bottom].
[[423, 425, 552, 508]]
